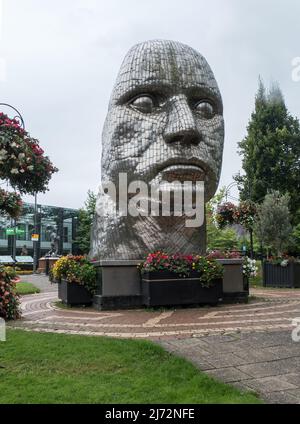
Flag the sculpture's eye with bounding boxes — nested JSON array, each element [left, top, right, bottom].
[[194, 101, 215, 119], [130, 95, 155, 113]]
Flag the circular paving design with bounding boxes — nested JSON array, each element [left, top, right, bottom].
[[9, 288, 300, 340]]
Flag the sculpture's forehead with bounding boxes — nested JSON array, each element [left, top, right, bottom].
[[111, 40, 221, 103]]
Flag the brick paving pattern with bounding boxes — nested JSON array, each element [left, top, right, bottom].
[[9, 275, 300, 404]]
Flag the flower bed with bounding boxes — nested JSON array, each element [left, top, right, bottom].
[[207, 250, 257, 277], [52, 255, 97, 305], [139, 252, 224, 287], [206, 250, 241, 260], [139, 252, 224, 307]]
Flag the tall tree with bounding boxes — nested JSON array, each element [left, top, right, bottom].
[[235, 79, 300, 224], [254, 191, 292, 257], [74, 190, 96, 254]]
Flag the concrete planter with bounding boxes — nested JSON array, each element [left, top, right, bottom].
[[58, 279, 92, 306], [216, 259, 248, 303], [92, 260, 142, 310], [141, 271, 223, 307], [263, 262, 300, 288]]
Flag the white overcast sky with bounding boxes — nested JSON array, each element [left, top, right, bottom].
[[1, 0, 299, 209]]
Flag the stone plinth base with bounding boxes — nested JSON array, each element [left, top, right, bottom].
[[92, 260, 142, 310], [92, 258, 248, 310], [217, 259, 248, 304]]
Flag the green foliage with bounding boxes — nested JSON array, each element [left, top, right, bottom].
[[206, 190, 240, 251], [288, 224, 300, 255], [254, 191, 292, 256], [192, 256, 224, 287], [235, 80, 300, 225], [52, 255, 97, 295], [0, 329, 262, 404], [0, 266, 20, 320], [74, 190, 96, 254]]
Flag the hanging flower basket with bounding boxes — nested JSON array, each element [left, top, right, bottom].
[[216, 200, 257, 230], [215, 202, 237, 229], [0, 112, 58, 195], [233, 201, 257, 230], [0, 189, 22, 219]]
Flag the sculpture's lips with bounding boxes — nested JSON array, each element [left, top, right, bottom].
[[160, 163, 206, 182], [162, 164, 205, 172]]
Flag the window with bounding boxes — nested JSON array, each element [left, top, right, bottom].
[[16, 223, 26, 241], [63, 227, 69, 243]]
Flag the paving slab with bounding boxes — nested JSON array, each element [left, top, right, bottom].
[[240, 376, 298, 393], [205, 367, 252, 383]]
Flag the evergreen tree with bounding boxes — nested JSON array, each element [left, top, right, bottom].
[[254, 191, 292, 256], [74, 191, 96, 254], [235, 79, 300, 224]]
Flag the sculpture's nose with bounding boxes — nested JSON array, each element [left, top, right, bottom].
[[164, 95, 201, 145]]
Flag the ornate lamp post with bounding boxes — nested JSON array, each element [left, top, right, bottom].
[[0, 103, 25, 129], [224, 181, 255, 258], [0, 104, 26, 262], [224, 181, 239, 202]]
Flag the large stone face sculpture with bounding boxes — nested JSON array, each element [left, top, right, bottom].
[[91, 40, 224, 260]]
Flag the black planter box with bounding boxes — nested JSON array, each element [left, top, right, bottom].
[[263, 262, 300, 288], [58, 279, 93, 306], [141, 271, 223, 307]]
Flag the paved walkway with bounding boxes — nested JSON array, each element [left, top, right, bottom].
[[19, 273, 56, 292], [9, 274, 300, 404], [160, 331, 300, 404]]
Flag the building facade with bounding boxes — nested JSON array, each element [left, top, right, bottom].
[[0, 202, 79, 258]]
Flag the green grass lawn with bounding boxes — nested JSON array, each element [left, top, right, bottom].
[[16, 282, 40, 295], [0, 330, 261, 404]]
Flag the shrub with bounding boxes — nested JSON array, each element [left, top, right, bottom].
[[0, 266, 21, 320]]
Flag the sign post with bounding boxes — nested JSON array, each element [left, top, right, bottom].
[[6, 228, 15, 236], [33, 193, 38, 273], [6, 228, 25, 236]]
